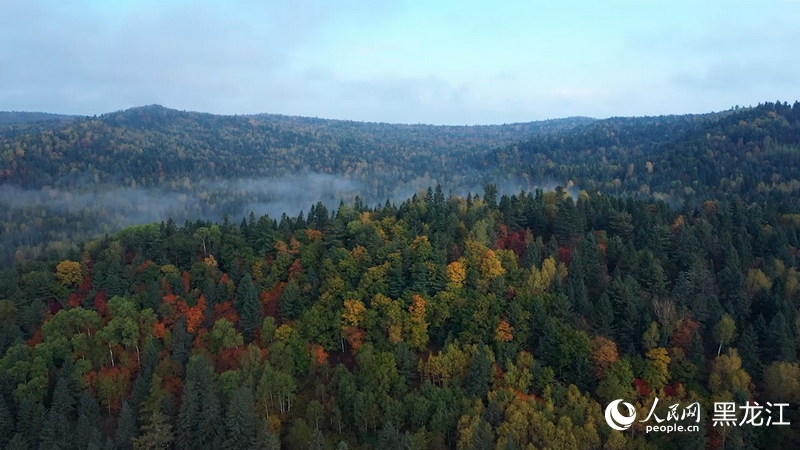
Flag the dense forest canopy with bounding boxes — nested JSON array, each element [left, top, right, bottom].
[[1, 100, 800, 449], [0, 112, 79, 126], [2, 102, 799, 268], [0, 105, 594, 266], [1, 186, 800, 449], [488, 102, 800, 206]]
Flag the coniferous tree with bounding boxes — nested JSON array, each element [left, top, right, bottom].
[[466, 344, 493, 399], [15, 393, 45, 450], [75, 391, 102, 450], [178, 355, 224, 450], [255, 420, 281, 450], [554, 198, 580, 245], [279, 279, 301, 322], [133, 377, 174, 450], [5, 434, 28, 450], [222, 386, 258, 449], [310, 426, 326, 450], [115, 402, 138, 450], [768, 313, 796, 363], [0, 397, 14, 449], [737, 324, 762, 378], [594, 292, 615, 337], [170, 318, 192, 368], [236, 274, 262, 341]]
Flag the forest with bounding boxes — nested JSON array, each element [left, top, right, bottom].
[[1, 102, 799, 267], [0, 100, 800, 449]]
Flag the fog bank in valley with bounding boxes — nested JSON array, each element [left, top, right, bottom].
[[0, 171, 573, 264]]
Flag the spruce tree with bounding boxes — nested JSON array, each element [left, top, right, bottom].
[[0, 397, 14, 449], [222, 386, 258, 449], [279, 279, 301, 322], [15, 393, 45, 450], [133, 376, 174, 450], [178, 355, 223, 450], [737, 324, 762, 379], [114, 401, 138, 450], [594, 292, 615, 338], [255, 419, 281, 450], [236, 274, 263, 341], [5, 434, 28, 450], [75, 391, 101, 450], [466, 344, 493, 399], [310, 426, 325, 450], [769, 312, 796, 363]]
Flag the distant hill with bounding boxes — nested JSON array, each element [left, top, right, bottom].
[[0, 104, 594, 195], [1, 101, 799, 265], [487, 101, 800, 206], [0, 111, 80, 125]]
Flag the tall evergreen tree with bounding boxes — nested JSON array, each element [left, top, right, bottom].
[[115, 402, 138, 450], [466, 344, 493, 399], [5, 434, 28, 450], [0, 397, 14, 449], [178, 355, 224, 450], [236, 274, 262, 341], [75, 391, 102, 450], [279, 279, 302, 322], [768, 312, 796, 363], [222, 386, 259, 449], [594, 292, 615, 337], [737, 324, 762, 379], [15, 393, 45, 450]]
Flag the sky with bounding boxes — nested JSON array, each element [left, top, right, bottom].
[[1, 0, 798, 125]]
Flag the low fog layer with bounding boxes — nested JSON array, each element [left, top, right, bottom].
[[0, 172, 573, 264]]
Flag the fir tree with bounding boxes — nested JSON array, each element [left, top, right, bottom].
[[594, 292, 615, 337], [0, 397, 14, 449], [768, 313, 796, 363], [5, 434, 28, 450], [279, 279, 302, 322], [310, 426, 325, 450], [466, 344, 493, 399], [222, 386, 258, 449], [75, 391, 101, 450], [737, 324, 762, 379], [114, 402, 138, 450], [236, 274, 263, 341], [15, 393, 45, 450]]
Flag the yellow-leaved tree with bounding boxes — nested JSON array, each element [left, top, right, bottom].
[[495, 319, 514, 342], [55, 260, 82, 287], [342, 299, 366, 353], [525, 256, 557, 294], [447, 258, 467, 289], [406, 294, 429, 351]]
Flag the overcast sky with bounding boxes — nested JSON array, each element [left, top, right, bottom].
[[1, 0, 798, 124]]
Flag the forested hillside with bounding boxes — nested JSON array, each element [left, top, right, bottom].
[[2, 187, 800, 449], [3, 102, 800, 268], [0, 106, 591, 265], [1, 101, 800, 449], [0, 112, 78, 126], [490, 101, 800, 206], [0, 105, 592, 190]]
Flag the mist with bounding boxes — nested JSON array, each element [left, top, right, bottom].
[[0, 171, 575, 264]]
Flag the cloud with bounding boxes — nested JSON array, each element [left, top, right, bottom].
[[1, 0, 797, 122], [0, 0, 401, 115], [672, 60, 800, 91]]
